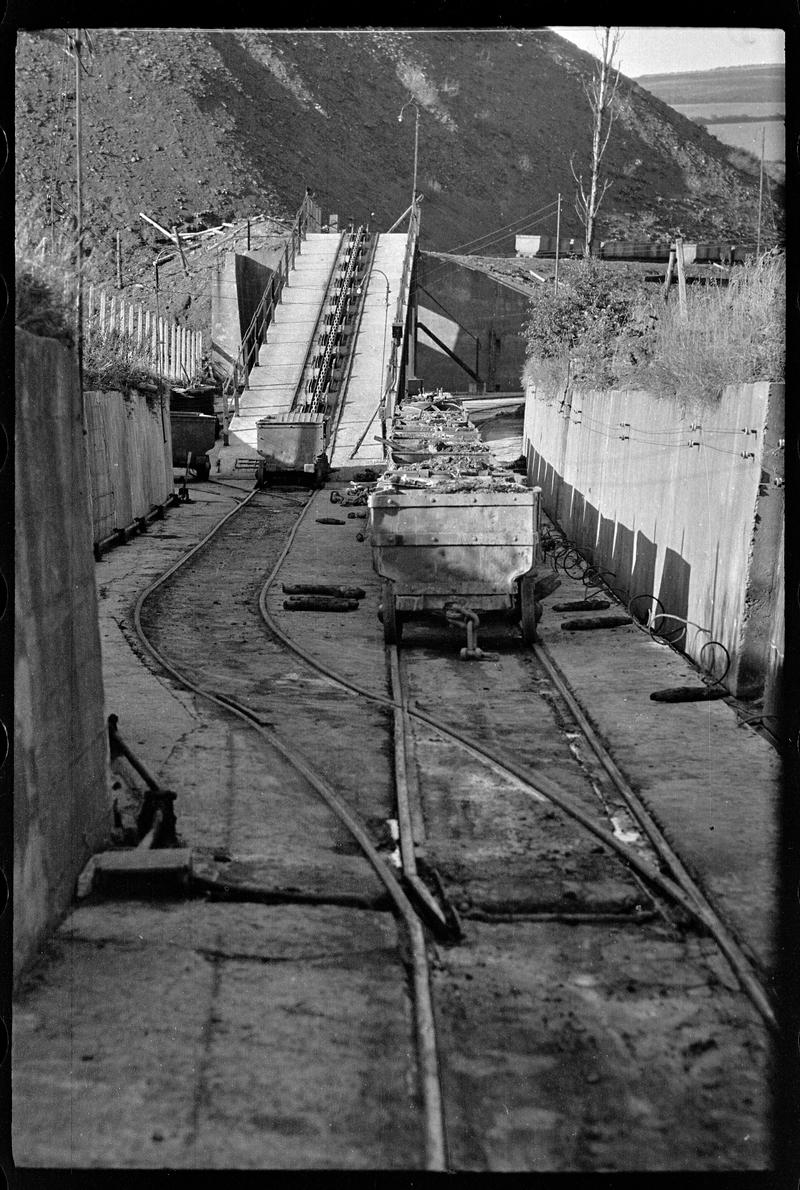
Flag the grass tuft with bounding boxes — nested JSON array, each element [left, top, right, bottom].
[[615, 250, 785, 402], [524, 251, 785, 404], [15, 217, 76, 347]]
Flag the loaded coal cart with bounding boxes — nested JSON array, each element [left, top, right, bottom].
[[170, 411, 216, 481], [368, 473, 542, 651]]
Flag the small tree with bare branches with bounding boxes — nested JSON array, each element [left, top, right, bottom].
[[570, 27, 622, 256]]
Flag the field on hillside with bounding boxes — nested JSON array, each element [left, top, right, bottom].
[[636, 64, 784, 106], [673, 101, 784, 121]]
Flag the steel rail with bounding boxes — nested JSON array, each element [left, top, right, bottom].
[[287, 230, 345, 413], [325, 234, 380, 459], [531, 639, 777, 1029], [256, 491, 449, 1170], [130, 486, 449, 1171], [256, 525, 778, 1033], [307, 227, 366, 414]]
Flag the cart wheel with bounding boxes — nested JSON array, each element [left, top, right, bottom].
[[195, 456, 211, 482], [519, 572, 539, 645], [382, 581, 402, 646]]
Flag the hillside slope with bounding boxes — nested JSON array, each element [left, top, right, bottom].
[[635, 63, 785, 180], [15, 28, 783, 325]]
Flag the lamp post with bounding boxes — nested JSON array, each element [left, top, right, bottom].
[[398, 101, 420, 225]]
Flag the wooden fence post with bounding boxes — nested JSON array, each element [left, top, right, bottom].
[[663, 248, 676, 303], [675, 236, 688, 320], [86, 284, 94, 345]]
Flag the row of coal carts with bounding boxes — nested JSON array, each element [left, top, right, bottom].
[[365, 392, 542, 650]]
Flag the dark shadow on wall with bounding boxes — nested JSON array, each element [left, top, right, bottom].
[[235, 255, 273, 340], [657, 547, 692, 649], [580, 501, 600, 557], [631, 530, 658, 615], [612, 523, 635, 601], [528, 460, 695, 651]]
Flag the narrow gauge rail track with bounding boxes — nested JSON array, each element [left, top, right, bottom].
[[133, 478, 773, 1169], [256, 494, 776, 1032], [133, 482, 448, 1169]]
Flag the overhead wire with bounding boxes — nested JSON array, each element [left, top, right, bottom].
[[562, 406, 762, 457], [444, 198, 559, 256], [421, 201, 560, 285]]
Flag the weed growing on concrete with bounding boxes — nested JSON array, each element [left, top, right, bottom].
[[15, 217, 76, 348], [616, 249, 785, 401], [16, 214, 163, 393], [82, 330, 161, 396]]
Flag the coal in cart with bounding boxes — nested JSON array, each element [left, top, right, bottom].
[[369, 475, 542, 652]]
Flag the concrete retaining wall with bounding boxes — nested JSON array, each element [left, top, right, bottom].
[[524, 380, 784, 696], [416, 256, 529, 393], [84, 389, 174, 544], [211, 241, 291, 378], [14, 330, 111, 983]]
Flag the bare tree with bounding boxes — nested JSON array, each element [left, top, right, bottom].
[[570, 27, 622, 256]]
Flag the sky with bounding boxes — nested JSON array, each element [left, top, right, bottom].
[[548, 27, 785, 77]]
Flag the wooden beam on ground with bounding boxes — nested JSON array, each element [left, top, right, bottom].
[[139, 211, 175, 239]]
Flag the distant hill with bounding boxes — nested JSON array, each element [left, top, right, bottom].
[[15, 29, 784, 333], [636, 63, 784, 180]]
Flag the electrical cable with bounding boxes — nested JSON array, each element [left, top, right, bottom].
[[422, 219, 558, 287], [444, 199, 559, 256], [420, 203, 560, 286], [540, 523, 732, 683]]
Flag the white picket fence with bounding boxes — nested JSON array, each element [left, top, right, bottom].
[[83, 284, 204, 384]]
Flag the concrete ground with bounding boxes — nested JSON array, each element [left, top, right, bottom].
[[11, 414, 781, 1167]]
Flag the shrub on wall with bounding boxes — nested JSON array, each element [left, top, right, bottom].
[[82, 329, 161, 396], [616, 249, 785, 402], [15, 221, 76, 348], [522, 251, 785, 403], [16, 214, 163, 395], [522, 260, 655, 392]]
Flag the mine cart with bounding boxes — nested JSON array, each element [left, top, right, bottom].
[[170, 384, 220, 436], [170, 411, 216, 481], [368, 479, 542, 648], [254, 412, 329, 487]]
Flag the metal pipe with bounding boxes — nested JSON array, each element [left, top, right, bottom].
[[107, 714, 160, 791]]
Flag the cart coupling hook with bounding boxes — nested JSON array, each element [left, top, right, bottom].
[[444, 604, 499, 662]]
